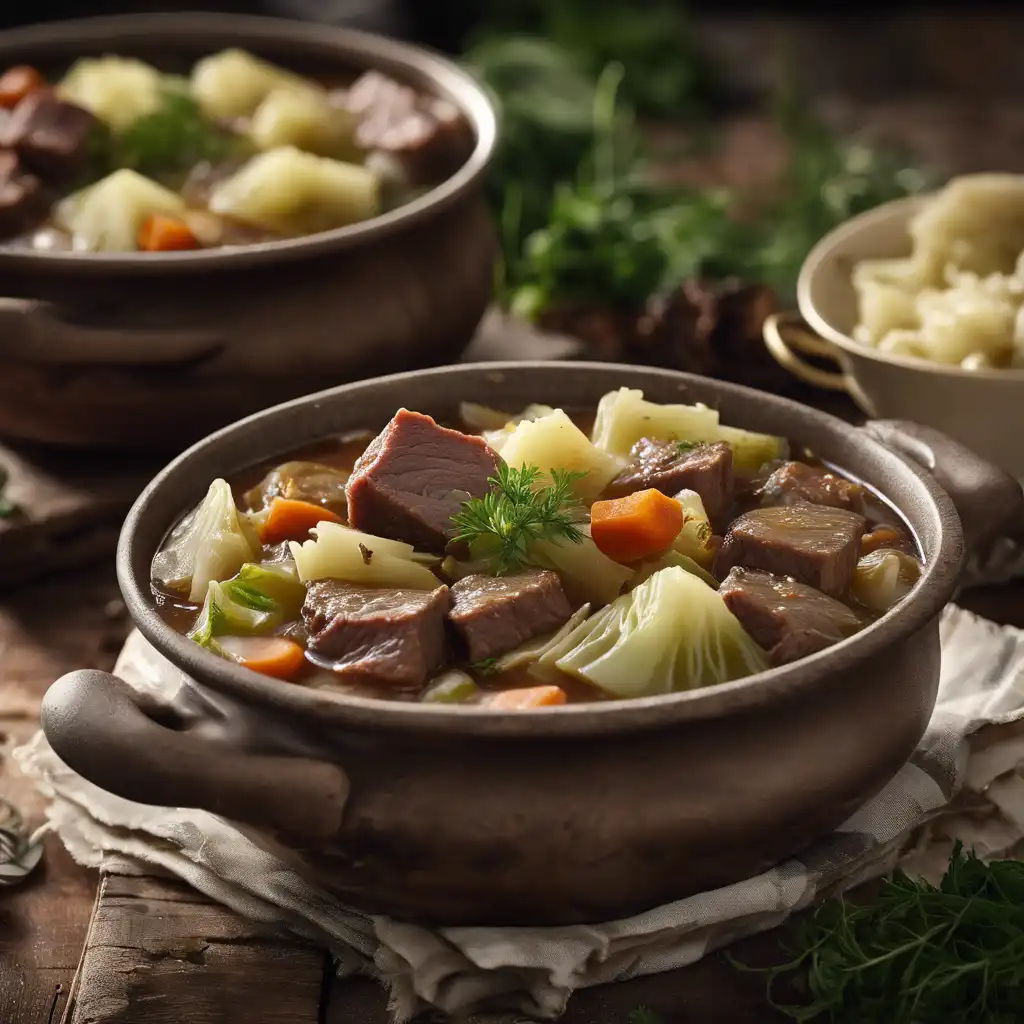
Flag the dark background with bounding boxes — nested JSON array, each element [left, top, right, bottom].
[[3, 1, 1023, 103]]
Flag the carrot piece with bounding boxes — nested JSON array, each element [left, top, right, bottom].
[[590, 488, 684, 564], [259, 497, 344, 545], [218, 635, 306, 680], [0, 66, 45, 108], [860, 525, 903, 556], [487, 686, 568, 710], [137, 213, 200, 252]]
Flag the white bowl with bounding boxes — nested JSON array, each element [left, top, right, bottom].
[[764, 194, 1024, 479]]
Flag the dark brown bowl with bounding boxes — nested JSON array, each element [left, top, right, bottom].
[[0, 13, 497, 450], [40, 363, 1024, 925]]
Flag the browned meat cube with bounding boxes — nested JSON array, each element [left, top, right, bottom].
[[715, 502, 866, 597], [720, 566, 863, 666], [302, 579, 449, 686], [1, 91, 99, 181], [605, 438, 734, 520], [449, 569, 573, 663], [760, 461, 864, 513], [342, 70, 473, 185], [346, 409, 501, 551], [0, 149, 46, 239]]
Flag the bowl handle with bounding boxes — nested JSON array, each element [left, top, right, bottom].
[[41, 669, 349, 838], [0, 297, 224, 366], [763, 311, 851, 392], [864, 419, 1024, 551]]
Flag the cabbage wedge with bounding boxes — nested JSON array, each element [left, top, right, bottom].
[[152, 479, 260, 603], [534, 566, 768, 698], [852, 548, 922, 612]]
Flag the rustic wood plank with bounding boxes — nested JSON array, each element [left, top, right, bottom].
[[67, 870, 326, 1024], [0, 721, 99, 1024]]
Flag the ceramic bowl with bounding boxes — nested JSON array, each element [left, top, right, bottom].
[[40, 362, 1024, 925], [764, 194, 1024, 480], [0, 13, 497, 451]]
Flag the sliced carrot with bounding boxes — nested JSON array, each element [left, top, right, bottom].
[[860, 525, 903, 556], [487, 685, 567, 710], [590, 488, 684, 564], [0, 66, 45, 108], [259, 497, 344, 545], [137, 213, 200, 252], [218, 635, 305, 680]]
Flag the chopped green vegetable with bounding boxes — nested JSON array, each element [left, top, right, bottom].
[[739, 841, 1024, 1024], [115, 88, 244, 185], [534, 566, 767, 698], [450, 464, 588, 576], [187, 561, 305, 650], [472, 658, 499, 675], [422, 671, 479, 703], [633, 549, 718, 590]]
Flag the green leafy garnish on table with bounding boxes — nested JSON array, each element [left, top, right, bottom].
[[467, 30, 930, 318], [450, 464, 587, 576], [742, 841, 1024, 1023]]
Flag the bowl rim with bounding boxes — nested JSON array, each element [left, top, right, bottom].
[[0, 12, 497, 275], [797, 191, 1024, 383], [116, 361, 962, 738]]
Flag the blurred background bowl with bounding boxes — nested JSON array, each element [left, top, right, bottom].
[[0, 13, 497, 452]]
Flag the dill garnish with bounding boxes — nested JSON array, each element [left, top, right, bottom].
[[450, 463, 587, 575], [734, 841, 1024, 1023]]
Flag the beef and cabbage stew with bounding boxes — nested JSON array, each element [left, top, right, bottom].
[[150, 389, 923, 708], [0, 51, 472, 251]]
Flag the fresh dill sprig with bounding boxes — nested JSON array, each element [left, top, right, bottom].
[[450, 463, 587, 575], [733, 841, 1024, 1023]]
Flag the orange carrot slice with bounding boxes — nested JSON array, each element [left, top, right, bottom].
[[590, 489, 684, 564], [0, 66, 44, 108], [218, 636, 305, 680], [137, 214, 200, 252], [258, 497, 344, 545], [487, 685, 567, 710]]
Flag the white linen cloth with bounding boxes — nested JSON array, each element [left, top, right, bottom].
[[14, 604, 1024, 1021]]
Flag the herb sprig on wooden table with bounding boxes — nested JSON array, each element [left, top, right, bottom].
[[738, 842, 1024, 1023], [465, 26, 930, 319]]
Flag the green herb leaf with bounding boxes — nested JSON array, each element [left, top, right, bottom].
[[472, 657, 499, 675], [735, 841, 1024, 1023], [450, 464, 588, 575], [0, 465, 19, 519], [115, 88, 245, 186]]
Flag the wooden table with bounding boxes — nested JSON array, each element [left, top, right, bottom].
[[3, 562, 1024, 1023]]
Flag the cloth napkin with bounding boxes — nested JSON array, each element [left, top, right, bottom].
[[14, 604, 1024, 1021]]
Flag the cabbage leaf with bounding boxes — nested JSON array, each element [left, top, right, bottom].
[[289, 521, 439, 589], [152, 479, 260, 603], [534, 566, 768, 698], [852, 548, 922, 612]]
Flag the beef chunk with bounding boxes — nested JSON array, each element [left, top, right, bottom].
[[0, 150, 46, 238], [760, 461, 864, 513], [449, 569, 573, 663], [1, 92, 99, 181], [341, 71, 473, 185], [720, 567, 863, 666], [346, 409, 501, 551], [605, 438, 734, 519], [715, 502, 866, 597], [302, 579, 449, 686]]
